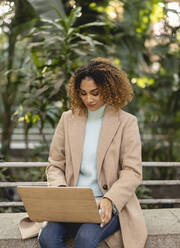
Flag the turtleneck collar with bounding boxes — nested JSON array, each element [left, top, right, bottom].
[[87, 104, 106, 120]]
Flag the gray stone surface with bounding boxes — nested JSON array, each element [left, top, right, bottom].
[[1, 209, 180, 247], [144, 208, 180, 248], [0, 213, 108, 248]]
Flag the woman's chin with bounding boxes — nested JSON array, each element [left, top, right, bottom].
[[86, 105, 98, 111]]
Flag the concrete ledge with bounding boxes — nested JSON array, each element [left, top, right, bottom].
[[1, 209, 180, 248], [144, 208, 180, 248], [0, 213, 108, 248]]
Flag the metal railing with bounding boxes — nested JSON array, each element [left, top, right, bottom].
[[0, 162, 180, 207]]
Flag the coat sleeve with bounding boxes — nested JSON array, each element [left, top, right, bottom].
[[46, 112, 67, 186], [104, 116, 142, 212]]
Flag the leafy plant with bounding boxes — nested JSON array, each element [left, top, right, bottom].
[[15, 3, 105, 145]]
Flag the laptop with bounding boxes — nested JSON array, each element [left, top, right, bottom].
[[17, 186, 101, 223]]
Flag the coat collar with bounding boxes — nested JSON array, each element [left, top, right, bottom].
[[69, 105, 121, 185]]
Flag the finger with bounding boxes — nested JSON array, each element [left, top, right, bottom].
[[100, 217, 105, 228], [100, 210, 110, 228], [103, 211, 109, 224], [100, 222, 104, 228], [103, 210, 112, 225], [101, 207, 106, 221], [100, 208, 105, 227], [100, 215, 110, 228]]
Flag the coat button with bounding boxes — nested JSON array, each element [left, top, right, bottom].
[[103, 184, 108, 190]]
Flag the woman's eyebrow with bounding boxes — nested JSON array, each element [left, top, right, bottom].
[[90, 88, 99, 92], [79, 88, 99, 92]]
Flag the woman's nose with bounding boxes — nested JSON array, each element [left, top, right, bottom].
[[87, 95, 93, 103]]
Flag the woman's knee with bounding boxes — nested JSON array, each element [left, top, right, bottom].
[[74, 224, 98, 248], [38, 222, 66, 248], [38, 227, 48, 247]]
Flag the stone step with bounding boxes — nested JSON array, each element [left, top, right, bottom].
[[1, 209, 180, 248]]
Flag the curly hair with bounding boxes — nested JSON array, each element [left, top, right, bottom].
[[68, 57, 133, 114]]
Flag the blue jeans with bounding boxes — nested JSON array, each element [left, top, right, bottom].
[[38, 214, 120, 248]]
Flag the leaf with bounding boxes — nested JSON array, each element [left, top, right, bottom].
[[28, 42, 44, 49], [78, 22, 106, 29], [13, 19, 37, 37], [31, 51, 41, 68], [67, 7, 82, 29], [41, 19, 63, 31], [35, 85, 49, 96], [27, 0, 65, 20], [71, 48, 87, 56], [49, 3, 66, 21], [75, 33, 94, 48]]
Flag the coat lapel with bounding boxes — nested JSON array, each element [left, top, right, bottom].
[[69, 106, 120, 186], [69, 112, 86, 186], [96, 106, 120, 180]]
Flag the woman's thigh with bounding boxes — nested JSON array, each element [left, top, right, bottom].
[[38, 222, 80, 248], [74, 215, 120, 248], [39, 216, 120, 248], [38, 222, 67, 248]]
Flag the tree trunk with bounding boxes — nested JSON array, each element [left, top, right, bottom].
[[1, 96, 14, 158]]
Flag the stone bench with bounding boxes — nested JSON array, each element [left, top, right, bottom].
[[1, 209, 180, 248]]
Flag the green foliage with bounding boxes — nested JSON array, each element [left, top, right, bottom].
[[136, 185, 151, 209], [0, 0, 39, 158], [141, 29, 180, 163], [28, 0, 65, 20], [0, 0, 179, 174], [107, 0, 180, 165], [18, 3, 105, 133]]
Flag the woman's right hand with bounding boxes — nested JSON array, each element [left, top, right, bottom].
[[97, 198, 112, 228]]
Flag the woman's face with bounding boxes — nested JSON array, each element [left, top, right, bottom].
[[79, 77, 104, 111]]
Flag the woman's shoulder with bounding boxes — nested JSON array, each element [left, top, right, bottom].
[[61, 109, 83, 122], [62, 109, 73, 118], [58, 110, 73, 123], [119, 109, 137, 123]]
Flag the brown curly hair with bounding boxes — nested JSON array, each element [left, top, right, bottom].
[[68, 57, 133, 114]]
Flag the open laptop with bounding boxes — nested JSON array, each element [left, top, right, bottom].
[[17, 186, 101, 223]]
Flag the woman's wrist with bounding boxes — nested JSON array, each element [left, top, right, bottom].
[[103, 197, 118, 215]]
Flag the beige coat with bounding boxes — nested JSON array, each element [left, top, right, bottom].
[[47, 105, 147, 248]]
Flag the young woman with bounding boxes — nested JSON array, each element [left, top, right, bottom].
[[38, 58, 147, 248]]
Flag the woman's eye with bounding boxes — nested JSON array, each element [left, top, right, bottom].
[[80, 92, 86, 96], [79, 91, 99, 96]]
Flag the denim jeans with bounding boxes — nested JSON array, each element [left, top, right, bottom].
[[38, 214, 120, 248]]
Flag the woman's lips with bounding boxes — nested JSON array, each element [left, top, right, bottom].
[[87, 104, 96, 108]]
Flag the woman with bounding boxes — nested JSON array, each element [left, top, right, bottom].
[[38, 58, 147, 248]]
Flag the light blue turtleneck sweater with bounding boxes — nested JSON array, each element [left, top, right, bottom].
[[77, 105, 106, 197]]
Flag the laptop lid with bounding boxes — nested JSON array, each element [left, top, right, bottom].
[[17, 186, 101, 223]]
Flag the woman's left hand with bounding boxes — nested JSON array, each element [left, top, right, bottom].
[[97, 198, 112, 228]]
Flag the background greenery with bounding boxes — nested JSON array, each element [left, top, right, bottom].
[[0, 0, 180, 201]]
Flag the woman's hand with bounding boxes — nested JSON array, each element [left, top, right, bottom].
[[97, 198, 112, 228]]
